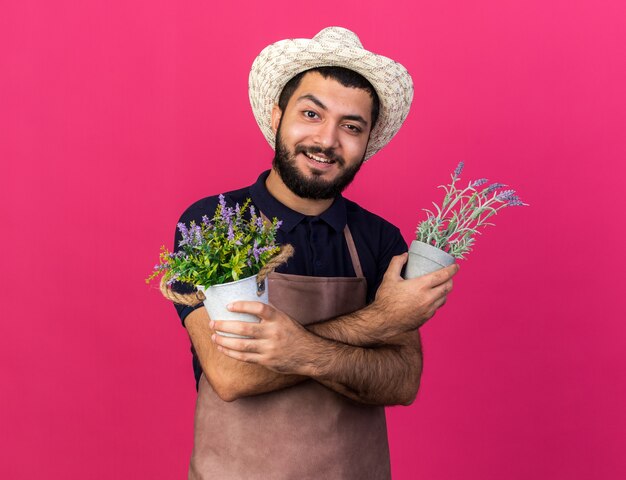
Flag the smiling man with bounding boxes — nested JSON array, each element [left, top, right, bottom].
[[174, 27, 458, 480], [269, 69, 374, 202]]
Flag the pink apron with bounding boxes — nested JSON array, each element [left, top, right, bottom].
[[189, 225, 391, 480]]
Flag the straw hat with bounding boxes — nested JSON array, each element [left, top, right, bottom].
[[248, 26, 414, 161]]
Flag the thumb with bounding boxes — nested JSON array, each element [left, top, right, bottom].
[[384, 253, 408, 280]]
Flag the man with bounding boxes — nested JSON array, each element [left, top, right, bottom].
[[174, 27, 458, 479]]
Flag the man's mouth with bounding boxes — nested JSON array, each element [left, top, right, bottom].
[[304, 151, 335, 165]]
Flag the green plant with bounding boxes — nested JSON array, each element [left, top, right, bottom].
[[416, 162, 527, 259], [147, 195, 282, 288]]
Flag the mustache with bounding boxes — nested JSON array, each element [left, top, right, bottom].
[[295, 144, 344, 166]]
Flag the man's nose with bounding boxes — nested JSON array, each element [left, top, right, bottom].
[[314, 122, 340, 149]]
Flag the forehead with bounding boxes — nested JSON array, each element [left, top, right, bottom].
[[286, 71, 374, 120]]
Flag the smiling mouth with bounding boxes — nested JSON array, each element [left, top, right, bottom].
[[304, 151, 336, 165]]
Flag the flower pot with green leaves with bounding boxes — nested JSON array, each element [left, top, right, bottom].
[[147, 195, 292, 338], [405, 162, 527, 279]]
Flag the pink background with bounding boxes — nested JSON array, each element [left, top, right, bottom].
[[2, 1, 625, 478]]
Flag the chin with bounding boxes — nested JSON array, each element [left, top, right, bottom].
[[273, 130, 363, 199]]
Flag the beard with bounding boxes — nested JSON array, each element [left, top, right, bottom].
[[272, 126, 365, 200]]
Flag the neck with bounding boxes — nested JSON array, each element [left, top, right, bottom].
[[265, 168, 334, 216]]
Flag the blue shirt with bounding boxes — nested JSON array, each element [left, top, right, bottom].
[[173, 170, 407, 385]]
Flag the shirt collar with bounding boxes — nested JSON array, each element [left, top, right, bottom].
[[249, 170, 347, 233]]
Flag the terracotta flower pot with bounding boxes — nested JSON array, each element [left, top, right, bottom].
[[404, 240, 456, 279], [197, 275, 268, 338]]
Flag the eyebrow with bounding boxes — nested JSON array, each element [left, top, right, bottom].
[[296, 94, 369, 127]]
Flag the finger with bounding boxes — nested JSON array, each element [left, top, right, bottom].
[[430, 278, 454, 300], [424, 263, 459, 288], [216, 345, 261, 364], [212, 333, 261, 353], [384, 253, 409, 280], [227, 301, 276, 319], [211, 320, 262, 338], [432, 294, 448, 310], [420, 308, 436, 325]]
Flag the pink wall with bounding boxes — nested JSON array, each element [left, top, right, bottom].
[[2, 1, 625, 478]]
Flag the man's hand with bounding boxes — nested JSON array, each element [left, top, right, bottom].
[[206, 253, 456, 405], [211, 253, 458, 372], [185, 306, 307, 401], [210, 302, 321, 376], [369, 252, 459, 340], [210, 301, 423, 405]]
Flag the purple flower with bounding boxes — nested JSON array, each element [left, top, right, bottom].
[[201, 215, 210, 226], [252, 240, 260, 262], [454, 161, 464, 178], [250, 205, 256, 217], [177, 222, 190, 246], [166, 272, 180, 286], [177, 222, 188, 236], [218, 194, 236, 226], [221, 206, 233, 224], [252, 240, 272, 262], [496, 189, 517, 201], [256, 217, 264, 229], [275, 220, 283, 230], [471, 178, 488, 187], [190, 224, 202, 246], [227, 225, 235, 241], [507, 196, 526, 207], [484, 183, 507, 194]]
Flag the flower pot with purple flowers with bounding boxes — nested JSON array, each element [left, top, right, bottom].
[[196, 275, 269, 338], [147, 195, 293, 338], [404, 162, 527, 279]]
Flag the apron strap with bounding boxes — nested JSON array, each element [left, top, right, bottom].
[[260, 211, 364, 278], [343, 224, 364, 278]]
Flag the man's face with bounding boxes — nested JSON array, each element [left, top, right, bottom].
[[271, 71, 374, 200]]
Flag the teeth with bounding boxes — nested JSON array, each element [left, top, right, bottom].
[[306, 152, 333, 164]]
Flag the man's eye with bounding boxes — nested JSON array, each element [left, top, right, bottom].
[[345, 124, 362, 133], [304, 111, 318, 119]]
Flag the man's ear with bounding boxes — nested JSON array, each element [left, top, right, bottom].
[[271, 105, 282, 134]]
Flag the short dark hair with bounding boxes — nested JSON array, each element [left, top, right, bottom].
[[277, 66, 380, 130]]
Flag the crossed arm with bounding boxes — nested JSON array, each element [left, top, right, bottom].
[[185, 253, 458, 406]]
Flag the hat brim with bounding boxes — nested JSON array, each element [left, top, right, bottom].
[[249, 30, 414, 161]]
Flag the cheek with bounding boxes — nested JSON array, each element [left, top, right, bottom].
[[286, 123, 316, 143], [280, 115, 320, 144], [343, 136, 368, 160]]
